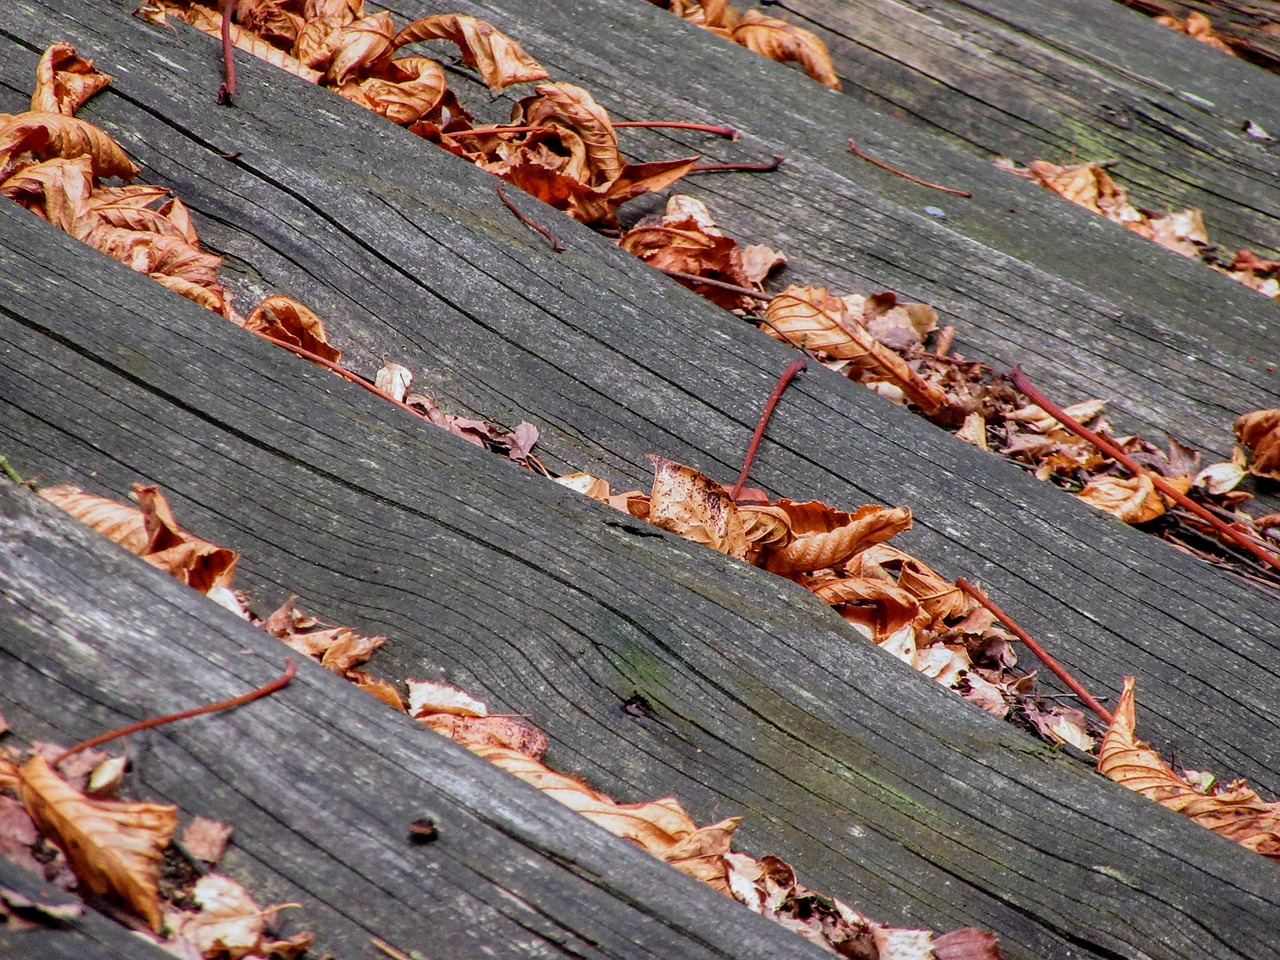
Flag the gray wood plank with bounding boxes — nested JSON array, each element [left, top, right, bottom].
[[0, 484, 837, 960], [776, 0, 1280, 258], [1, 198, 1277, 960]]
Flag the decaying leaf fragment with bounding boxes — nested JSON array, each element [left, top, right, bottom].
[[39, 483, 240, 594], [242, 294, 343, 363], [1099, 678, 1279, 860], [619, 194, 785, 309], [17, 755, 177, 931], [1233, 408, 1280, 480], [165, 873, 308, 960], [647, 455, 749, 559]]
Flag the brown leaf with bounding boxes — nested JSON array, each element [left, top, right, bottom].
[[513, 83, 624, 186], [646, 456, 748, 559], [39, 483, 239, 593], [236, 0, 305, 47], [2, 156, 95, 235], [181, 816, 233, 866], [731, 10, 841, 90], [406, 679, 489, 718], [1155, 11, 1236, 55], [325, 11, 396, 86], [349, 671, 407, 711], [473, 744, 739, 891], [392, 14, 548, 92], [1234, 408, 1280, 480], [1099, 678, 1279, 859], [350, 56, 448, 126], [761, 500, 911, 576], [422, 713, 549, 761], [167, 873, 289, 959], [0, 112, 138, 182], [1075, 473, 1190, 524], [809, 574, 923, 642], [174, 1, 323, 83], [18, 755, 177, 931], [243, 294, 342, 363], [31, 43, 113, 116]]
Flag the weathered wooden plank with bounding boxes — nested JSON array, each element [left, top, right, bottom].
[[774, 0, 1280, 259], [3, 0, 1276, 788], [0, 856, 175, 960], [2, 200, 1278, 960], [0, 484, 838, 960]]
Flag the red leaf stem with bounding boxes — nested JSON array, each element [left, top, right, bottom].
[[655, 267, 773, 302], [1011, 365, 1280, 575], [217, 0, 236, 105], [955, 580, 1113, 724], [729, 359, 807, 500], [848, 139, 971, 197], [496, 182, 564, 253], [54, 659, 297, 765], [690, 155, 784, 174], [613, 121, 738, 139]]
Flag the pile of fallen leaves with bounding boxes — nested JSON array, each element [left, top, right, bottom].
[[149, 0, 699, 226], [0, 737, 311, 956], [23, 478, 1003, 959], [993, 157, 1280, 300], [647, 0, 841, 90]]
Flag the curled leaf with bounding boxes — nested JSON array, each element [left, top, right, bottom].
[[31, 43, 113, 116], [0, 112, 137, 182], [1099, 678, 1279, 859], [18, 755, 176, 931], [761, 500, 911, 576], [647, 456, 748, 559], [392, 14, 548, 91], [731, 11, 841, 90], [243, 294, 342, 363], [1234, 408, 1280, 480], [1075, 473, 1190, 524]]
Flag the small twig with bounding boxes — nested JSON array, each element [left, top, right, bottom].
[[848, 139, 972, 197], [1011, 366, 1280, 575], [371, 937, 425, 960], [690, 155, 784, 174], [956, 580, 1113, 724], [656, 267, 772, 302], [496, 182, 564, 253], [217, 0, 236, 105], [910, 347, 997, 373], [730, 359, 807, 500], [53, 659, 297, 766], [613, 120, 739, 140]]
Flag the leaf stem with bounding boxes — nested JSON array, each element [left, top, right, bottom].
[[53, 659, 297, 766], [848, 139, 971, 197], [496, 182, 564, 253], [1011, 365, 1280, 574], [730, 359, 807, 500], [217, 0, 236, 105], [690, 155, 784, 173], [440, 124, 557, 139], [955, 580, 1113, 724], [655, 267, 773, 302], [613, 121, 738, 140], [0, 455, 33, 487]]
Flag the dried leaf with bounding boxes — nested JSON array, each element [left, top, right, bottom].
[[173, 1, 323, 83], [243, 294, 342, 363], [1076, 473, 1189, 524], [351, 56, 448, 126], [761, 500, 911, 576], [0, 112, 138, 182], [731, 11, 841, 90], [350, 671, 407, 711], [181, 816, 233, 866], [1099, 678, 1279, 859], [1234, 408, 1280, 480], [31, 43, 113, 116], [406, 679, 489, 718], [18, 755, 176, 931], [392, 14, 548, 92], [473, 744, 739, 891], [646, 456, 748, 559], [326, 11, 396, 86], [422, 713, 549, 760], [167, 873, 286, 959]]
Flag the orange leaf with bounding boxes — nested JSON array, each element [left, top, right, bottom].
[[392, 14, 548, 92], [31, 43, 113, 116], [18, 755, 176, 931], [174, 1, 323, 83], [730, 11, 841, 90], [0, 111, 138, 182], [351, 56, 448, 125], [1075, 473, 1189, 524], [1234, 408, 1280, 480], [646, 456, 748, 559], [761, 500, 911, 576], [325, 11, 395, 86], [243, 294, 342, 363], [1099, 679, 1280, 859]]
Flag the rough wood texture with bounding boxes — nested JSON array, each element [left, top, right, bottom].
[[0, 485, 834, 960], [2, 199, 1278, 959], [769, 0, 1280, 259], [0, 856, 175, 960]]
